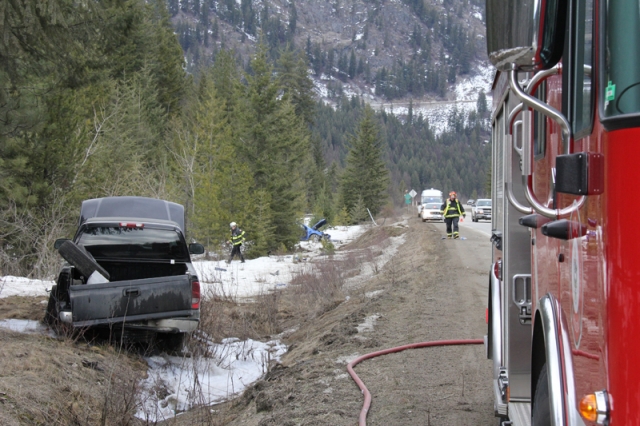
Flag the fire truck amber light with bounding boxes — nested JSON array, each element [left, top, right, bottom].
[[579, 391, 608, 424], [579, 394, 597, 421]]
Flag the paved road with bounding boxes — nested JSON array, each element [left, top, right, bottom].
[[420, 216, 492, 238], [460, 216, 492, 237]]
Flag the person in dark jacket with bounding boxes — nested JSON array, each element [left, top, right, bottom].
[[440, 191, 466, 239], [227, 222, 245, 263]]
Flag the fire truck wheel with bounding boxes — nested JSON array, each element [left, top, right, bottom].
[[532, 363, 552, 426], [58, 240, 110, 280]]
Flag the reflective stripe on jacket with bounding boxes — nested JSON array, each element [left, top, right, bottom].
[[231, 228, 245, 246], [441, 199, 464, 218]]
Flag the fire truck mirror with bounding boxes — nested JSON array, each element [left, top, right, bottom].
[[486, 0, 567, 72]]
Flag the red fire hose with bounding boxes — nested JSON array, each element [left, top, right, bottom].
[[347, 338, 484, 426]]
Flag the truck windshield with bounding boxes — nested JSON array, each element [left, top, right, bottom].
[[77, 226, 190, 261], [422, 197, 442, 204], [602, 0, 640, 119]]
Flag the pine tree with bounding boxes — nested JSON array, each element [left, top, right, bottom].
[[340, 107, 389, 217], [237, 43, 310, 251], [277, 47, 316, 127]]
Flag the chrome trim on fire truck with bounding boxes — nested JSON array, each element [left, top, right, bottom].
[[508, 68, 587, 219], [557, 301, 584, 426], [524, 182, 586, 219], [524, 64, 561, 96], [538, 295, 566, 426], [594, 391, 609, 425], [505, 124, 534, 214], [506, 182, 533, 215], [490, 264, 503, 368], [508, 68, 571, 153], [493, 379, 509, 417]]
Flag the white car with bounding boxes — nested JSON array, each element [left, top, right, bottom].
[[471, 199, 492, 222], [420, 202, 444, 222]]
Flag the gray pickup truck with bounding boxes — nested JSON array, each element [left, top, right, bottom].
[[45, 196, 205, 349]]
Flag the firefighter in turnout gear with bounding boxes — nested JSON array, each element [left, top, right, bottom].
[[440, 191, 466, 239], [227, 222, 245, 263]]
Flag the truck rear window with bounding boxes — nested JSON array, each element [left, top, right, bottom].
[[76, 226, 190, 261]]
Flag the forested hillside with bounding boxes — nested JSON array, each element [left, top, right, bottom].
[[313, 95, 490, 203], [169, 0, 487, 102], [0, 0, 491, 279]]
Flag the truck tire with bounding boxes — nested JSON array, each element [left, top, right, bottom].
[[58, 240, 110, 280], [160, 332, 186, 354], [532, 363, 552, 426], [44, 285, 59, 326]]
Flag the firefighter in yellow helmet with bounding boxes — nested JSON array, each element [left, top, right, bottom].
[[440, 191, 466, 239]]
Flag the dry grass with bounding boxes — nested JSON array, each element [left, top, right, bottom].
[[0, 329, 146, 426], [281, 258, 346, 321]]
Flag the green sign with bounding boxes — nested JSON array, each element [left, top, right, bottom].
[[404, 193, 412, 205]]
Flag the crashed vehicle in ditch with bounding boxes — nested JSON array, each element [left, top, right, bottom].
[[45, 196, 205, 349]]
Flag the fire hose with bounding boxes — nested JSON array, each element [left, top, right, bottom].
[[347, 338, 484, 426]]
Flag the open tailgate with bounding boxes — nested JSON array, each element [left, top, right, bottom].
[[69, 275, 193, 327]]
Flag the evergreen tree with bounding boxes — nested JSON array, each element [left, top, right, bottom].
[[340, 107, 389, 217], [348, 50, 357, 78], [277, 47, 316, 127], [237, 43, 310, 251]]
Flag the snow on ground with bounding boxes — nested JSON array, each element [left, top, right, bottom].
[[0, 224, 370, 420], [313, 64, 495, 135], [0, 318, 56, 337], [195, 225, 368, 300], [137, 337, 287, 422], [0, 275, 53, 298]]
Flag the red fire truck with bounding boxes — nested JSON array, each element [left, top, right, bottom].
[[485, 0, 640, 425]]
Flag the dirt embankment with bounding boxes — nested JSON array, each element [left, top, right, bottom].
[[0, 213, 495, 425], [190, 214, 496, 425]]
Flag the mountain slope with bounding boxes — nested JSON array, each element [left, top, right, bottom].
[[170, 0, 489, 105]]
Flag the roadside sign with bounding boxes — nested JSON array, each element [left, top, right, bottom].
[[409, 189, 417, 198]]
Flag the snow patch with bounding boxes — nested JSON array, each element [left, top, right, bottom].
[[136, 337, 287, 422], [357, 314, 381, 333]]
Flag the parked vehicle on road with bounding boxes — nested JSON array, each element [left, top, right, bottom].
[[467, 199, 476, 206], [471, 199, 491, 222], [420, 202, 444, 222], [420, 188, 443, 205], [45, 196, 204, 350]]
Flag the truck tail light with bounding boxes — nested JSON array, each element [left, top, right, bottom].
[[191, 280, 201, 309], [119, 222, 144, 228]]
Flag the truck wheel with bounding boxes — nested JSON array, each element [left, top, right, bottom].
[[44, 285, 59, 326], [58, 240, 110, 280], [160, 332, 186, 354], [532, 363, 552, 426]]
